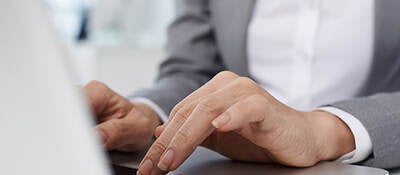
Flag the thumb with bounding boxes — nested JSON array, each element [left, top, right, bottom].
[[154, 123, 167, 138], [96, 119, 124, 150], [84, 81, 114, 116]]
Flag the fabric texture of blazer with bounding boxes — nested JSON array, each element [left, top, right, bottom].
[[131, 0, 400, 169]]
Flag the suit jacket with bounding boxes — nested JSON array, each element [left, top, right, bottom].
[[132, 0, 400, 169]]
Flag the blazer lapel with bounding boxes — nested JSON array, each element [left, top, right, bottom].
[[211, 0, 256, 77], [364, 0, 400, 93]]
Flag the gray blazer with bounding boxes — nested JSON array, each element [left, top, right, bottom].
[[132, 0, 400, 169]]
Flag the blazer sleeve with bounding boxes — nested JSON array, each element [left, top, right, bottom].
[[328, 92, 400, 169], [129, 0, 225, 114]]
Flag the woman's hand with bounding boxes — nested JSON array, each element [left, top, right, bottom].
[[84, 81, 161, 151], [137, 71, 355, 175]]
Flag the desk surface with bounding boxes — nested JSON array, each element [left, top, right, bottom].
[[110, 147, 392, 175]]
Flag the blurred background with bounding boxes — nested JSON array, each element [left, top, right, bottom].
[[45, 0, 174, 95]]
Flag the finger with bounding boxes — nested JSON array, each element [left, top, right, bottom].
[[148, 72, 238, 152], [155, 124, 166, 138], [84, 80, 133, 123], [211, 95, 284, 143], [148, 72, 240, 154], [137, 98, 203, 175], [83, 80, 113, 115], [212, 95, 267, 130], [96, 118, 123, 150], [138, 93, 213, 175], [137, 75, 253, 175], [168, 71, 239, 121], [157, 97, 232, 171], [96, 109, 151, 151], [161, 76, 261, 132], [154, 78, 261, 172], [157, 76, 258, 144]]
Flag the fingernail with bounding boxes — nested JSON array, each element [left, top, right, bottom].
[[158, 149, 175, 171], [138, 159, 153, 175], [212, 114, 230, 128]]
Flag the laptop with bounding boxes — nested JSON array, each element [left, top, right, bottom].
[[110, 146, 390, 175], [0, 1, 110, 175], [0, 0, 390, 175]]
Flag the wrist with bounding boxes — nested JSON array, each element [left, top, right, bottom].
[[306, 110, 355, 161]]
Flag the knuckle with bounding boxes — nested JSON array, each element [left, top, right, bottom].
[[197, 98, 221, 115], [208, 71, 240, 90], [86, 80, 107, 89], [172, 126, 193, 146], [174, 113, 188, 127], [237, 78, 272, 99], [236, 77, 257, 89], [170, 106, 180, 119], [215, 71, 239, 79], [227, 77, 259, 97], [84, 80, 113, 101], [149, 140, 168, 157], [171, 101, 197, 121], [248, 94, 267, 104], [249, 94, 263, 99], [170, 102, 186, 119], [113, 106, 131, 119], [174, 107, 193, 122]]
